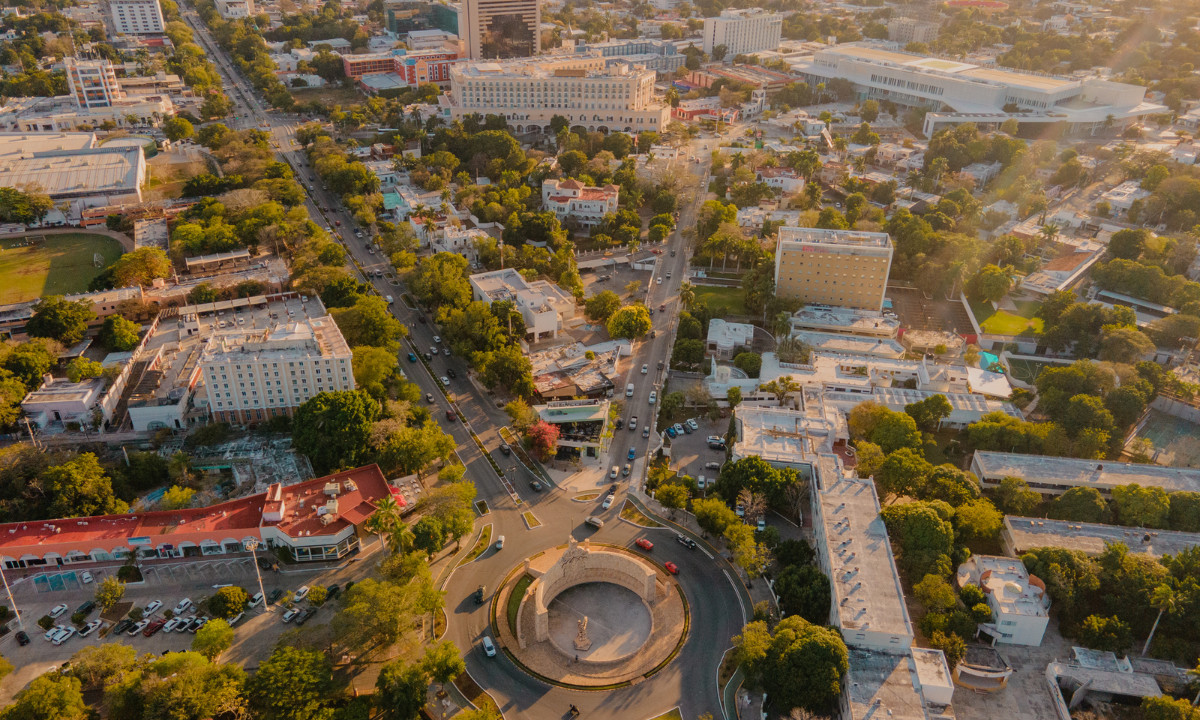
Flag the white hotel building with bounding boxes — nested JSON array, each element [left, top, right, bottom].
[[789, 43, 1165, 137], [440, 56, 671, 134], [109, 0, 165, 35], [702, 9, 783, 57]]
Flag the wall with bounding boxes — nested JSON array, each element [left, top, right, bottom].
[[1150, 394, 1200, 425]]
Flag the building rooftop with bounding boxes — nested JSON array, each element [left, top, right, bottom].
[[1002, 516, 1200, 558], [778, 226, 893, 248], [818, 456, 914, 642], [957, 555, 1050, 618], [819, 44, 1075, 91], [0, 465, 391, 561], [734, 405, 838, 465], [972, 451, 1200, 494], [788, 305, 900, 336], [0, 142, 143, 198], [534, 398, 609, 423], [845, 650, 930, 720]]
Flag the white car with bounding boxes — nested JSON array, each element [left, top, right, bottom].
[[602, 494, 615, 509], [44, 625, 65, 641], [433, 336, 441, 343], [128, 620, 150, 636], [293, 586, 310, 602], [173, 599, 193, 615], [53, 627, 76, 646], [656, 277, 662, 285], [648, 391, 657, 404], [481, 636, 497, 657], [163, 617, 185, 632], [80, 571, 94, 584], [440, 376, 450, 386], [282, 608, 301, 623], [144, 600, 163, 615], [641, 364, 648, 374], [48, 604, 68, 618], [430, 347, 439, 355], [79, 620, 102, 637], [609, 465, 619, 480], [249, 592, 264, 608], [686, 418, 699, 431]]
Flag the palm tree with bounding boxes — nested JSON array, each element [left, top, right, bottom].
[[679, 281, 695, 310], [364, 495, 410, 553], [773, 310, 792, 340], [1038, 222, 1061, 249], [1142, 583, 1178, 656]]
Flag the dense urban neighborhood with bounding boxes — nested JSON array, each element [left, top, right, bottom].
[[2, 0, 1200, 718]]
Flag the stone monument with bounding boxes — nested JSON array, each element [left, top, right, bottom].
[[574, 616, 592, 651]]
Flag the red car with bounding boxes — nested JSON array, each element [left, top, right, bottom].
[[635, 538, 654, 551], [143, 619, 167, 636], [664, 561, 679, 575]]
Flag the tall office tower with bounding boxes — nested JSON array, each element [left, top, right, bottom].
[[459, 0, 540, 60], [109, 0, 165, 35], [65, 58, 124, 108]]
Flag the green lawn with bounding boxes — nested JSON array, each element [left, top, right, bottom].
[[692, 284, 746, 315], [970, 299, 1043, 336], [506, 574, 534, 636], [0, 233, 124, 304]]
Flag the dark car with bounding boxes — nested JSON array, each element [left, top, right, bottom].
[[143, 619, 167, 636], [499, 443, 512, 456], [267, 589, 284, 605], [326, 584, 341, 601], [446, 368, 457, 379], [675, 534, 698, 550], [15, 631, 29, 646], [614, 418, 623, 430], [418, 315, 426, 323], [112, 619, 133, 635], [295, 608, 317, 626], [447, 409, 457, 421], [75, 600, 96, 616], [474, 585, 486, 604], [423, 352, 432, 361]]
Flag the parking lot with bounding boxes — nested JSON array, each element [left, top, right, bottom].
[[0, 550, 380, 703], [665, 414, 729, 495]]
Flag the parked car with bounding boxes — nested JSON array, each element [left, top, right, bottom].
[[433, 336, 441, 344], [664, 561, 679, 575], [295, 608, 316, 626], [481, 636, 497, 658], [705, 461, 722, 470], [666, 426, 677, 438], [80, 571, 93, 584], [249, 592, 264, 607], [326, 585, 341, 601], [440, 376, 450, 386], [602, 494, 615, 509], [615, 418, 624, 430], [446, 368, 457, 378], [75, 600, 96, 616], [128, 620, 150, 636], [673, 423, 685, 436], [53, 627, 76, 646], [757, 517, 767, 532], [15, 630, 29, 646], [635, 539, 654, 551], [686, 418, 699, 432], [293, 586, 310, 602], [657, 360, 664, 370], [49, 604, 68, 619], [228, 612, 245, 626], [267, 589, 284, 604], [143, 619, 167, 636], [282, 608, 301, 623], [162, 617, 184, 632], [173, 599, 193, 615], [430, 347, 438, 355], [446, 409, 457, 421]]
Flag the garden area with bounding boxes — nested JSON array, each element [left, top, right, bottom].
[[691, 284, 747, 316], [0, 233, 125, 304], [970, 298, 1043, 336]]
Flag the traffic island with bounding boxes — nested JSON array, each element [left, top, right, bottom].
[[491, 538, 688, 689]]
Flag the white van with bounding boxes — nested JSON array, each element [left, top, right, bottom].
[[625, 383, 635, 397]]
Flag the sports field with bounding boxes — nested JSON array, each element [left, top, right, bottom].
[[0, 233, 124, 304], [970, 299, 1043, 336], [1132, 409, 1200, 467], [692, 284, 746, 315]]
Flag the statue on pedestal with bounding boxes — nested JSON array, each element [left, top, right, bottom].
[[574, 615, 592, 651]]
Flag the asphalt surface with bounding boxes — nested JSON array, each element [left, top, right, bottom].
[[175, 11, 744, 716]]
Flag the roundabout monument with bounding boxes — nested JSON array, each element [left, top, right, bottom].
[[492, 537, 689, 688]]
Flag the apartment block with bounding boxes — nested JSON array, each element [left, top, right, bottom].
[[541, 178, 619, 228], [65, 58, 123, 108], [109, 0, 165, 35], [702, 9, 782, 57], [887, 17, 939, 45], [459, 0, 539, 60], [442, 56, 670, 133], [774, 227, 893, 311]]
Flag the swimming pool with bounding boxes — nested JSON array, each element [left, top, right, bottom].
[[980, 351, 1001, 371]]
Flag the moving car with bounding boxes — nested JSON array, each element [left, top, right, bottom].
[[641, 364, 648, 374], [408, 353, 417, 362], [474, 586, 486, 605], [629, 416, 637, 431], [675, 534, 697, 550], [426, 393, 435, 403], [495, 536, 505, 550], [446, 409, 457, 421], [757, 517, 767, 532], [622, 464, 631, 477], [664, 561, 679, 575], [635, 539, 654, 551], [529, 480, 543, 492], [585, 516, 605, 529], [481, 636, 497, 658], [657, 361, 664, 370], [705, 461, 722, 470], [649, 391, 657, 404], [499, 444, 512, 455], [433, 336, 441, 343], [602, 494, 615, 509], [627, 448, 636, 460], [642, 426, 650, 438], [430, 347, 438, 355], [609, 466, 619, 480]]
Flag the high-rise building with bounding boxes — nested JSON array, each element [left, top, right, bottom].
[[459, 0, 540, 60], [774, 227, 893, 311], [109, 0, 165, 35], [441, 56, 670, 133], [65, 58, 124, 108], [887, 17, 940, 45], [702, 9, 782, 58]]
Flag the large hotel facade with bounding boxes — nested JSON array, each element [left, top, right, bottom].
[[774, 228, 894, 311], [440, 56, 671, 134]]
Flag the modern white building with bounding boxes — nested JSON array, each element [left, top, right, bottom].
[[971, 451, 1200, 497], [214, 0, 254, 18], [441, 56, 671, 134], [109, 0, 165, 35], [1100, 180, 1151, 216], [65, 58, 123, 108], [531, 398, 610, 461], [197, 298, 355, 425], [789, 43, 1166, 136], [957, 555, 1051, 646], [541, 178, 619, 228], [0, 132, 146, 208], [706, 318, 755, 360], [469, 268, 578, 343], [702, 9, 783, 57]]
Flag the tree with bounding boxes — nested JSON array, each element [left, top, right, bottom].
[[1142, 583, 1178, 656], [774, 564, 831, 624], [993, 476, 1040, 515], [332, 578, 420, 651], [353, 346, 399, 398], [1050, 486, 1110, 523], [693, 497, 739, 536], [922, 465, 981, 507], [584, 290, 621, 323], [160, 485, 195, 510], [331, 296, 405, 353], [480, 345, 535, 397], [726, 386, 742, 408], [375, 659, 428, 720], [606, 305, 652, 340], [26, 296, 95, 345], [733, 352, 762, 378], [99, 315, 141, 351], [967, 264, 1012, 303], [953, 499, 1003, 542], [248, 646, 333, 720], [68, 643, 137, 690], [871, 411, 922, 454], [505, 398, 537, 432], [873, 448, 931, 499], [413, 516, 447, 556], [658, 483, 689, 511], [734, 616, 848, 716], [929, 630, 966, 668], [292, 390, 380, 474], [192, 618, 234, 660], [1111, 484, 1170, 528], [409, 253, 471, 310], [421, 639, 466, 685], [1108, 228, 1150, 260], [208, 586, 249, 618], [1099, 327, 1154, 364], [66, 356, 103, 383], [94, 577, 125, 611], [40, 453, 127, 519], [0, 186, 53, 224], [1078, 614, 1132, 652], [110, 247, 171, 287], [1, 672, 88, 720], [880, 501, 955, 579], [1168, 491, 1200, 532], [904, 394, 952, 431], [164, 116, 195, 141], [377, 421, 456, 476], [525, 420, 560, 461], [914, 574, 959, 614]]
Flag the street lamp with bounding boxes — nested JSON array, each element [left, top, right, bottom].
[[0, 563, 22, 630], [244, 538, 271, 613]]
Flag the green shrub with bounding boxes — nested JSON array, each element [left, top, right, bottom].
[[70, 611, 87, 626], [37, 615, 53, 631], [959, 584, 985, 607]]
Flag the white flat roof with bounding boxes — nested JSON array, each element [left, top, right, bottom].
[[973, 451, 1200, 494], [1004, 516, 1200, 558], [734, 405, 836, 464]]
